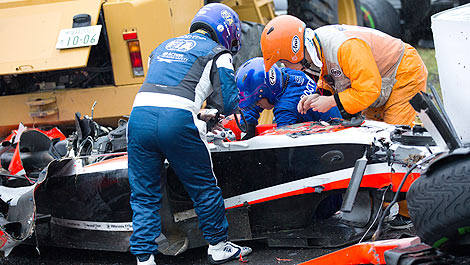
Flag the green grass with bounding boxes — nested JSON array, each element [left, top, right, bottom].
[[417, 48, 441, 97]]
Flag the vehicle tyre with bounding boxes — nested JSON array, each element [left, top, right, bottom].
[[360, 0, 401, 38], [399, 0, 431, 44], [232, 21, 264, 70], [287, 0, 362, 29], [407, 155, 470, 254], [288, 0, 339, 29]]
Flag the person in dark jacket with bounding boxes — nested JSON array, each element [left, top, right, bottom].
[[236, 57, 342, 139], [127, 4, 251, 265]]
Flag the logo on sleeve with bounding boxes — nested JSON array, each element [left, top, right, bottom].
[[294, 76, 305, 85], [330, 68, 342, 77], [292, 35, 300, 54]]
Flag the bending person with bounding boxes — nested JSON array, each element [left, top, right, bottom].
[[236, 57, 342, 139], [260, 15, 428, 127], [127, 4, 251, 265]]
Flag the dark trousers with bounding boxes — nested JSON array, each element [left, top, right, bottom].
[[127, 106, 228, 255]]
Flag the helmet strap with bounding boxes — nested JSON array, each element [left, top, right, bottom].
[[300, 58, 321, 77], [300, 58, 311, 71]]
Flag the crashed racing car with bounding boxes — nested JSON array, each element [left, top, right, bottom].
[[0, 107, 442, 256]]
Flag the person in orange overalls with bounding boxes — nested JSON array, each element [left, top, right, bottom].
[[260, 15, 428, 127], [260, 15, 428, 228]]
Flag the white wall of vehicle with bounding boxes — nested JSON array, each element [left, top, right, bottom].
[[431, 3, 470, 144]]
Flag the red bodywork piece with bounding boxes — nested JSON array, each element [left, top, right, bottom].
[[1, 126, 66, 177], [300, 237, 421, 265]]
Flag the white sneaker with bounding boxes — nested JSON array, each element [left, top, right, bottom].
[[136, 254, 156, 265], [207, 241, 252, 264]]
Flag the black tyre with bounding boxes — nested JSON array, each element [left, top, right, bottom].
[[232, 21, 264, 70], [407, 155, 470, 254], [361, 0, 401, 38], [287, 0, 362, 29], [288, 0, 338, 29], [399, 0, 432, 44]]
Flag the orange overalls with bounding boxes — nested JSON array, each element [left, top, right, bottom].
[[312, 25, 428, 126]]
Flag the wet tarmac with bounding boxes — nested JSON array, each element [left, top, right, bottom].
[[4, 226, 470, 265], [0, 240, 336, 265]]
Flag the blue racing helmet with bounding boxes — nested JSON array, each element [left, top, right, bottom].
[[190, 3, 242, 54], [236, 57, 283, 110]]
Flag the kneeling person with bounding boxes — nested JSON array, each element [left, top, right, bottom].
[[236, 57, 342, 139]]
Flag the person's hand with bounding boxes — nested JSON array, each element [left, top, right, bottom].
[[297, 94, 319, 114], [198, 109, 218, 122], [309, 95, 336, 113], [210, 115, 225, 133], [198, 109, 225, 133]]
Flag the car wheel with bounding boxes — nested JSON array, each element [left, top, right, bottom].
[[361, 0, 401, 38], [287, 0, 362, 29], [407, 155, 470, 254], [287, 0, 339, 29], [232, 21, 264, 70]]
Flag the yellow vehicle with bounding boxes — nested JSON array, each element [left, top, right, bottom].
[[0, 0, 361, 138], [0, 0, 205, 137]]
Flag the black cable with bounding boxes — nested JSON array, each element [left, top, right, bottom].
[[372, 162, 419, 241], [372, 153, 440, 241], [359, 185, 390, 243], [234, 109, 248, 133]]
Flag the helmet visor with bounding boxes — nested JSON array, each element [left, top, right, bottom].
[[231, 39, 240, 54]]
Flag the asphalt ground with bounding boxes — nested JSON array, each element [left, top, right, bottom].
[[0, 240, 337, 265], [2, 226, 470, 265]]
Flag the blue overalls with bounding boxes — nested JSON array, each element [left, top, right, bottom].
[[127, 31, 239, 256], [243, 68, 342, 126], [242, 68, 343, 218]]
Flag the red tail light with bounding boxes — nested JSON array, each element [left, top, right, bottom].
[[123, 31, 144, 77]]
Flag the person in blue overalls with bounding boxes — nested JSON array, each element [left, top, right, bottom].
[[127, 4, 251, 265], [236, 57, 342, 139], [236, 57, 344, 220]]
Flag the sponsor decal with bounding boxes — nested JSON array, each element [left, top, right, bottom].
[[334, 25, 346, 31], [330, 68, 342, 77], [302, 79, 317, 96], [291, 35, 300, 54], [294, 75, 305, 85], [268, 68, 276, 86], [306, 36, 314, 47], [221, 10, 234, 26], [179, 34, 206, 40], [51, 217, 133, 231], [165, 39, 196, 52], [157, 51, 188, 63]]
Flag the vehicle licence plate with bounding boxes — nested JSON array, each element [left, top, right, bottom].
[[56, 25, 102, 49]]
